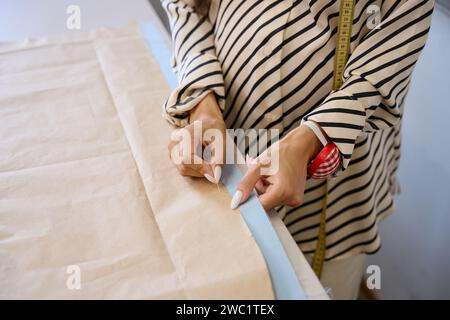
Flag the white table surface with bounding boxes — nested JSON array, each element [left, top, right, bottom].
[[0, 0, 328, 300]]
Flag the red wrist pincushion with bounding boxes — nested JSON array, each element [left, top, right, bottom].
[[307, 142, 341, 179]]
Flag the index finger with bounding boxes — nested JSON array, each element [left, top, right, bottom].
[[230, 163, 261, 209]]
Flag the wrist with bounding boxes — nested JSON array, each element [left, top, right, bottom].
[[285, 125, 323, 163], [189, 92, 223, 123]]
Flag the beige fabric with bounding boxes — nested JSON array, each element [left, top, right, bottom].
[[0, 25, 273, 299]]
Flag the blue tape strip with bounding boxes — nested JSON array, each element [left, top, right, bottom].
[[140, 23, 178, 89], [221, 165, 306, 300], [140, 22, 306, 300]]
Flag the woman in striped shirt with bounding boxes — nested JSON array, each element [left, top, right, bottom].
[[162, 0, 434, 299]]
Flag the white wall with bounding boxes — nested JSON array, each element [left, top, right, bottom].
[[367, 4, 450, 299], [0, 0, 157, 40]]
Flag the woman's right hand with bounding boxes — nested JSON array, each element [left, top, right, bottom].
[[168, 92, 226, 183]]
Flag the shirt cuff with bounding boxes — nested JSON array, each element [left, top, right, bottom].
[[163, 53, 226, 127], [303, 87, 366, 171]]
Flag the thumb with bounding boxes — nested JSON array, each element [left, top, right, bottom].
[[230, 164, 261, 210], [258, 186, 283, 211]]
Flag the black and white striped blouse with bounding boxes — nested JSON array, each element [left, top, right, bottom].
[[161, 0, 434, 261]]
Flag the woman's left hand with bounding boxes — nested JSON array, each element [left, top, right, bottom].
[[231, 125, 323, 211]]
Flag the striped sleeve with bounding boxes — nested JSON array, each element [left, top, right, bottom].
[[304, 0, 434, 170], [161, 0, 225, 127]]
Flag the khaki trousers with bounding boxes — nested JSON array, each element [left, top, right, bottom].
[[306, 254, 366, 300]]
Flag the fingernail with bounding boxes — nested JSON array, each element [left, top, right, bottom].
[[204, 173, 216, 184], [230, 190, 243, 210], [214, 166, 222, 182]]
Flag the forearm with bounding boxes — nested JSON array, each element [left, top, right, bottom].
[[161, 0, 225, 127], [304, 0, 433, 170]]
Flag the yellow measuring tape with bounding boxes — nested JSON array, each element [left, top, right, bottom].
[[311, 0, 355, 278]]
